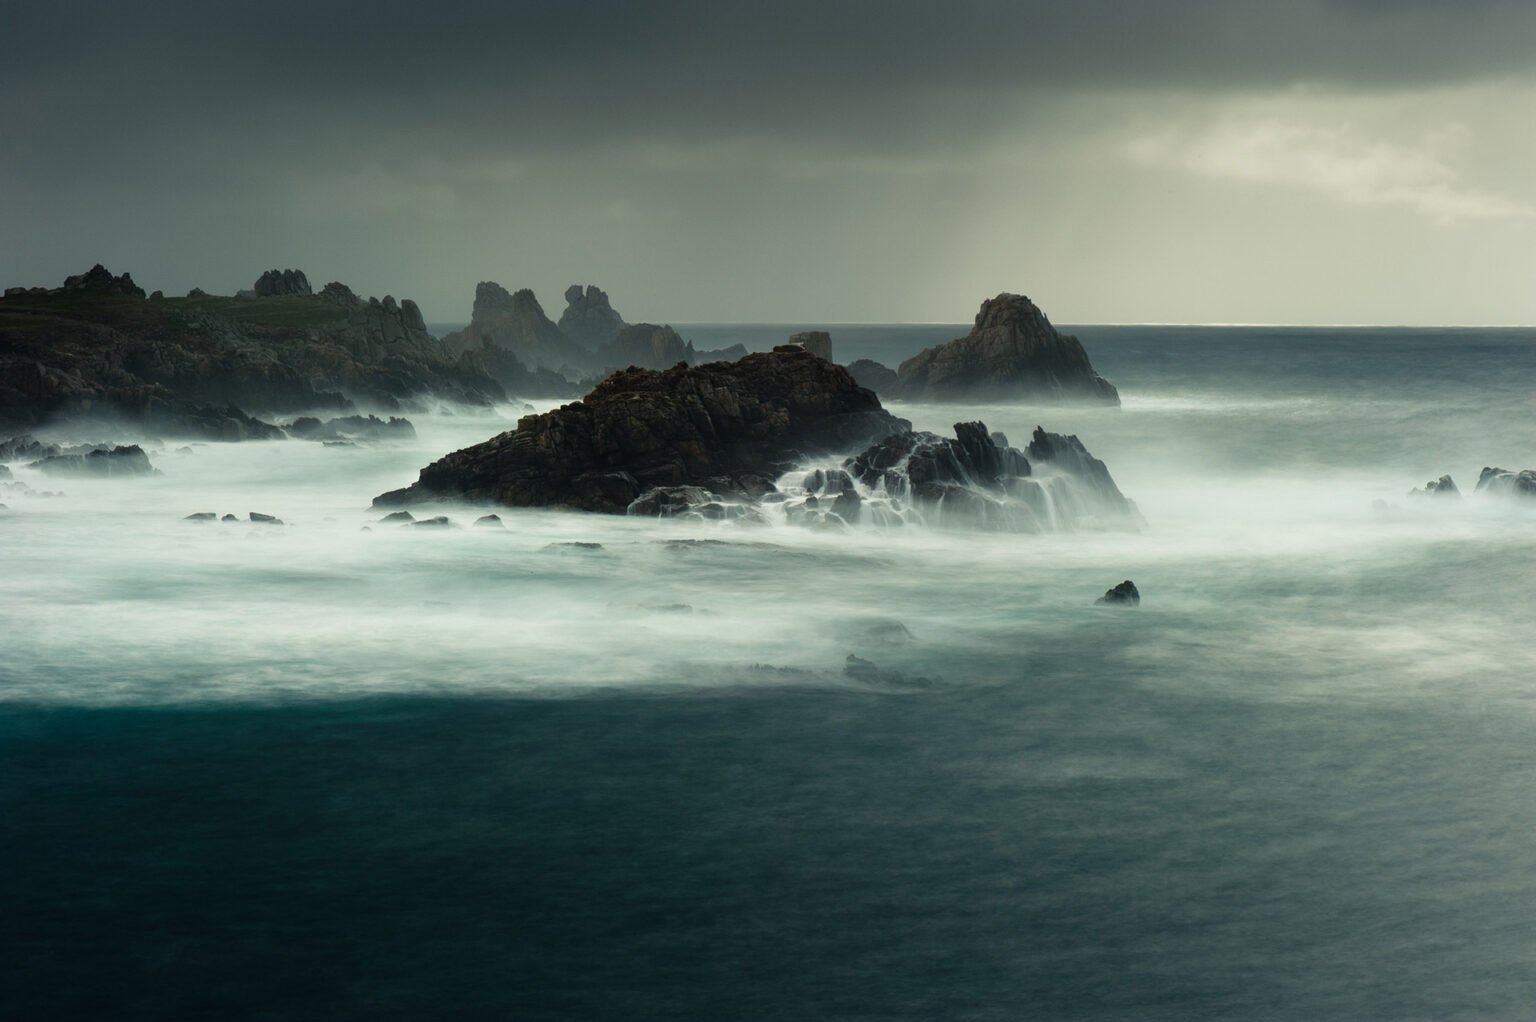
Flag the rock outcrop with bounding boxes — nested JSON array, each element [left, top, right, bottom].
[[253, 269, 313, 297], [1096, 580, 1140, 606], [283, 414, 415, 443], [1476, 466, 1536, 499], [374, 345, 907, 513], [440, 283, 590, 374], [1409, 474, 1460, 498], [597, 324, 694, 371], [61, 264, 145, 299], [895, 294, 1119, 404], [558, 284, 626, 350], [32, 444, 154, 477], [847, 359, 899, 395], [787, 331, 833, 362]]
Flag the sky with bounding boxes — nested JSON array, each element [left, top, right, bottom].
[[3, 0, 1535, 325]]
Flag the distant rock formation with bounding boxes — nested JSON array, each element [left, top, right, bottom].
[[32, 444, 154, 477], [597, 324, 694, 371], [374, 345, 907, 513], [847, 359, 899, 395], [440, 282, 591, 374], [787, 331, 833, 361], [895, 294, 1119, 404], [558, 284, 626, 349], [1409, 474, 1460, 498], [60, 264, 145, 299], [694, 343, 750, 364], [1476, 466, 1536, 499], [253, 269, 313, 297], [283, 414, 415, 443]]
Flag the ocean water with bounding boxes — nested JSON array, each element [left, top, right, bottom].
[[4, 326, 1536, 1020]]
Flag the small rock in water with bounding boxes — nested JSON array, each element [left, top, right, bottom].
[[546, 541, 604, 550], [1408, 474, 1459, 498], [184, 512, 217, 521], [1095, 580, 1140, 606], [249, 512, 283, 525], [859, 619, 915, 643], [412, 516, 453, 527], [221, 514, 239, 522], [843, 653, 935, 687], [379, 511, 415, 523], [474, 514, 504, 528]]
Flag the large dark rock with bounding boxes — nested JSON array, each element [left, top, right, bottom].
[[60, 264, 146, 299], [597, 324, 694, 371], [896, 294, 1118, 404], [1476, 466, 1536, 499], [847, 359, 899, 395], [32, 444, 153, 477], [557, 284, 626, 350], [1096, 580, 1140, 606], [253, 269, 313, 297], [374, 346, 907, 513]]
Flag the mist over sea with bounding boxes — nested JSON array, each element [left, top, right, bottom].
[[5, 326, 1536, 1019]]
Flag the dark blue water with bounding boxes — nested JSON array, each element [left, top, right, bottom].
[[5, 325, 1536, 1020]]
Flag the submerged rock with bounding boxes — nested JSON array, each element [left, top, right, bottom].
[[1475, 466, 1536, 499], [249, 512, 283, 524], [474, 514, 505, 528], [379, 511, 415, 523], [374, 346, 906, 513], [412, 516, 454, 527], [184, 512, 217, 521], [1096, 580, 1141, 606], [895, 293, 1118, 404]]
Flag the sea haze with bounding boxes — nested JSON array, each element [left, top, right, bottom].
[[4, 326, 1536, 1019]]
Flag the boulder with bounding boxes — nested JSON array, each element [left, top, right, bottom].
[[249, 512, 283, 524], [847, 359, 899, 395], [1096, 580, 1140, 606], [896, 294, 1118, 404], [557, 284, 626, 349], [1475, 466, 1536, 499], [253, 269, 313, 297], [474, 514, 504, 528], [374, 345, 907, 513]]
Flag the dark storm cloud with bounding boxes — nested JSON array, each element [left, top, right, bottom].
[[5, 0, 1536, 177]]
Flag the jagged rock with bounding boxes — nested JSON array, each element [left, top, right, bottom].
[[32, 445, 153, 477], [60, 264, 146, 299], [253, 269, 313, 297], [627, 485, 765, 522], [787, 331, 833, 362], [1475, 466, 1536, 499], [847, 359, 899, 395], [440, 283, 588, 374], [374, 346, 907, 513], [184, 512, 217, 521], [1409, 475, 1460, 498], [1025, 427, 1138, 519], [249, 512, 283, 524], [558, 284, 626, 349], [1096, 580, 1140, 606], [0, 435, 60, 462], [284, 414, 415, 442], [694, 344, 750, 364], [597, 324, 694, 371], [896, 294, 1119, 404], [317, 281, 361, 308]]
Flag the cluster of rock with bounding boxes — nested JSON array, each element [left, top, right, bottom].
[[371, 510, 504, 529], [252, 269, 313, 298], [839, 294, 1119, 405], [0, 265, 509, 438], [185, 511, 285, 525], [1406, 467, 1535, 501], [374, 345, 906, 512], [282, 414, 415, 443]]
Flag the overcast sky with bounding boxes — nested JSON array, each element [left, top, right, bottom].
[[4, 0, 1535, 324]]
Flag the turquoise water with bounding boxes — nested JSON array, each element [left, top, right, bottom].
[[4, 327, 1535, 1018]]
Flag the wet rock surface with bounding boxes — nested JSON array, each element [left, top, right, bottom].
[[375, 346, 906, 513], [1096, 580, 1141, 606]]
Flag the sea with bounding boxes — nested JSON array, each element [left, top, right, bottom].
[[3, 324, 1535, 1020]]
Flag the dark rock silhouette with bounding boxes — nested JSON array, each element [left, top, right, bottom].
[[558, 284, 626, 349], [1025, 427, 1138, 518], [0, 435, 60, 462], [283, 414, 415, 443], [61, 264, 146, 299], [374, 345, 906, 513], [597, 324, 694, 371], [1476, 466, 1536, 498], [896, 294, 1118, 404], [1096, 580, 1140, 606], [847, 359, 899, 395], [440, 283, 590, 374], [253, 269, 313, 297], [694, 343, 750, 364], [1409, 474, 1460, 498], [33, 445, 153, 477]]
